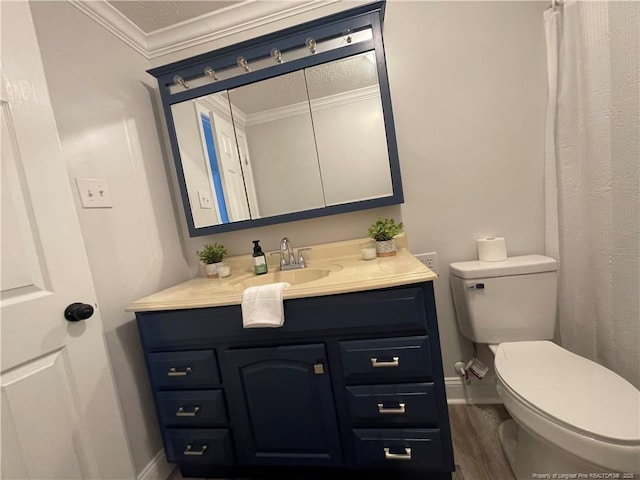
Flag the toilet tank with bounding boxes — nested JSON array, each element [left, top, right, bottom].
[[450, 255, 558, 344]]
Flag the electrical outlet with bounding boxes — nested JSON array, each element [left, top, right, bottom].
[[415, 252, 438, 274]]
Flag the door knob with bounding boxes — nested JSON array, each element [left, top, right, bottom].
[[64, 303, 94, 322]]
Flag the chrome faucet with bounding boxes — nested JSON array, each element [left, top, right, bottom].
[[281, 237, 296, 265], [270, 238, 311, 271]]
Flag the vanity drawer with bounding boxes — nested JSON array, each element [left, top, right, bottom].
[[345, 383, 438, 426], [156, 390, 227, 427], [339, 336, 432, 384], [163, 428, 234, 465], [352, 429, 445, 469], [148, 350, 220, 389]]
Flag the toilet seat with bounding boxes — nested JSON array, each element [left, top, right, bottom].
[[494, 341, 640, 473]]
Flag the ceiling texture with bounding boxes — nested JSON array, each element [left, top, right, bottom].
[[228, 52, 378, 114], [80, 1, 362, 59], [101, 2, 378, 115], [108, 1, 239, 33]]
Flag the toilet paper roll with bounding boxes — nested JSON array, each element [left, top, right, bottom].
[[477, 237, 507, 262]]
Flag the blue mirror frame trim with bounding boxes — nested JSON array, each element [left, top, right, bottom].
[[148, 1, 403, 237]]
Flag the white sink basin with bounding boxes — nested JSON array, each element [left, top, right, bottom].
[[233, 268, 334, 289]]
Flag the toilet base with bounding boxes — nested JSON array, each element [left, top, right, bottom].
[[498, 418, 518, 469], [498, 419, 611, 480]]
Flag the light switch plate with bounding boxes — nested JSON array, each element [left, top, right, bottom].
[[75, 177, 112, 208], [198, 190, 213, 209]]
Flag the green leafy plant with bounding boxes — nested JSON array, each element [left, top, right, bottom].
[[367, 217, 404, 242], [196, 242, 227, 264]]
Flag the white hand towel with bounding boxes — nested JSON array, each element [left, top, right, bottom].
[[241, 282, 290, 328]]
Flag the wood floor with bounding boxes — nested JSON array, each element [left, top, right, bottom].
[[169, 404, 516, 480], [448, 404, 515, 480]]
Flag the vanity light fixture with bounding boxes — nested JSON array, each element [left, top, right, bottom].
[[305, 37, 316, 54], [237, 56, 250, 72], [173, 75, 190, 89], [270, 48, 283, 64], [204, 67, 219, 80], [165, 29, 374, 96]]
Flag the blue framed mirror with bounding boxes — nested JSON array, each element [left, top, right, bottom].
[[149, 2, 403, 236]]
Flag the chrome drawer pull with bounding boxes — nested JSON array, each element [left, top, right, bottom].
[[384, 447, 411, 460], [370, 356, 399, 368], [176, 406, 200, 417], [167, 367, 192, 377], [184, 444, 208, 456], [377, 402, 406, 414]]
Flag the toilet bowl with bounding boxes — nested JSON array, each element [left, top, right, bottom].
[[494, 341, 640, 476], [449, 256, 640, 477]]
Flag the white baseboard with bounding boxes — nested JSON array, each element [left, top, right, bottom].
[[137, 450, 175, 480], [445, 376, 502, 404]]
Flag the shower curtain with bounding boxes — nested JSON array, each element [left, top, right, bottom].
[[544, 1, 639, 389]]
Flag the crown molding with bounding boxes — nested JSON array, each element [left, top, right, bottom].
[[244, 100, 309, 127], [198, 96, 247, 126], [244, 85, 379, 126], [146, 1, 343, 59], [69, 1, 148, 58], [69, 0, 348, 60], [310, 85, 379, 112]]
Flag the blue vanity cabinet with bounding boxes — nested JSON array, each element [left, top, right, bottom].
[[136, 282, 454, 479]]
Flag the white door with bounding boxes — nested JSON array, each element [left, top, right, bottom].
[[210, 112, 251, 222], [234, 129, 261, 219], [1, 3, 134, 479]]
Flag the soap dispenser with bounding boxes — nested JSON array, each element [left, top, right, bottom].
[[252, 240, 268, 275]]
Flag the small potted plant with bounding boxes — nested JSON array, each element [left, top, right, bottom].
[[368, 217, 403, 257], [197, 242, 227, 277]]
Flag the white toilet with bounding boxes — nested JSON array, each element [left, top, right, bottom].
[[450, 255, 640, 478]]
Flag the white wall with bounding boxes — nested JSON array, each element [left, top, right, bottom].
[[30, 2, 192, 475], [246, 113, 325, 217], [386, 1, 548, 378], [312, 94, 392, 205]]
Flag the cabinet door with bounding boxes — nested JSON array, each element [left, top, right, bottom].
[[223, 344, 341, 466]]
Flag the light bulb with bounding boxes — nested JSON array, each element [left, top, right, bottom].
[[305, 37, 316, 54]]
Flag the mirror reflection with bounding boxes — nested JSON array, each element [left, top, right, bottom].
[[172, 92, 250, 228], [171, 51, 394, 228], [306, 52, 392, 206], [228, 70, 325, 218]]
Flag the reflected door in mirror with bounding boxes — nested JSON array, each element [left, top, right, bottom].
[[171, 92, 253, 227]]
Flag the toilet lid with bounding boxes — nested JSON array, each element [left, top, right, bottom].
[[495, 341, 640, 444], [449, 255, 557, 279]]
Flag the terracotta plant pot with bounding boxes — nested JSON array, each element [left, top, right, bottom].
[[375, 239, 397, 257]]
